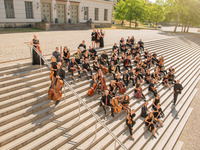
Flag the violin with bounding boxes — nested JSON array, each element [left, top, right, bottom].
[[117, 81, 126, 94], [35, 45, 42, 53], [48, 62, 64, 101], [100, 65, 108, 74], [88, 83, 98, 97], [111, 97, 122, 114], [127, 114, 132, 124]]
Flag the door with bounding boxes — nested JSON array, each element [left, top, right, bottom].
[[57, 4, 65, 23], [41, 3, 51, 22], [70, 6, 78, 24]]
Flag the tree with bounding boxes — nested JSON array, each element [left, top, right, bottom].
[[113, 0, 127, 26]]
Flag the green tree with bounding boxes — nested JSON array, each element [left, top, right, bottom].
[[113, 0, 126, 26]]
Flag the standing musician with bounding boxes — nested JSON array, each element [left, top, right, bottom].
[[30, 35, 44, 65], [113, 56, 121, 73], [124, 55, 132, 70], [52, 47, 61, 62], [108, 80, 117, 97], [89, 46, 97, 59], [123, 70, 130, 87], [73, 49, 82, 64], [63, 46, 70, 66], [95, 29, 100, 48], [120, 94, 131, 113], [129, 68, 137, 86], [100, 29, 105, 48], [68, 57, 82, 80], [78, 40, 86, 54], [100, 50, 109, 66], [91, 29, 96, 48], [138, 39, 144, 51], [100, 90, 114, 117], [82, 59, 93, 78], [126, 109, 136, 140], [173, 79, 183, 105], [93, 56, 100, 71]]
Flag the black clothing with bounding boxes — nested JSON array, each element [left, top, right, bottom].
[[129, 71, 136, 86], [91, 32, 96, 41], [145, 117, 155, 131], [52, 51, 61, 62], [54, 68, 65, 80], [141, 105, 148, 118], [78, 43, 86, 50], [152, 98, 160, 109], [130, 38, 134, 45], [93, 61, 99, 71], [95, 32, 100, 43], [32, 39, 44, 65], [112, 45, 119, 55], [153, 107, 162, 119], [63, 50, 70, 64], [100, 32, 104, 48], [124, 59, 132, 70], [51, 62, 57, 70], [123, 73, 129, 86], [138, 41, 144, 50], [100, 54, 109, 66], [149, 83, 157, 97], [68, 61, 81, 77], [173, 83, 183, 104], [126, 113, 136, 136], [83, 62, 92, 76], [89, 48, 97, 58], [109, 84, 116, 96], [100, 95, 114, 116]]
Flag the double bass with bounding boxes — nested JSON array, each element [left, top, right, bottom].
[[100, 65, 108, 74], [117, 81, 126, 94], [48, 62, 64, 101], [111, 96, 122, 113]]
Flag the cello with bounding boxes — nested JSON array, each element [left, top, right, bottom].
[[88, 83, 98, 97], [100, 65, 108, 74], [48, 62, 64, 101], [117, 81, 126, 94], [111, 96, 122, 114], [101, 76, 107, 91]]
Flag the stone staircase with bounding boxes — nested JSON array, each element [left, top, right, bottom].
[[0, 36, 199, 150]]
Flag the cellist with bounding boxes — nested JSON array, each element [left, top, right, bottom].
[[49, 56, 57, 80], [108, 80, 117, 97], [100, 90, 114, 117]]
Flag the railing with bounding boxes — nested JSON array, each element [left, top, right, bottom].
[[28, 45, 128, 150]]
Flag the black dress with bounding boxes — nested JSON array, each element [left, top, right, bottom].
[[32, 39, 44, 65], [91, 32, 96, 41], [100, 32, 104, 48]]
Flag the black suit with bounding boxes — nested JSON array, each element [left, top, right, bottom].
[[174, 83, 183, 105]]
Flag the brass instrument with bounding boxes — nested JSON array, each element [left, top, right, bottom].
[[73, 52, 81, 59]]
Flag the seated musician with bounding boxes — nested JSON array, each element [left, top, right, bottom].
[[120, 41, 127, 54], [78, 40, 86, 54], [73, 49, 82, 64], [112, 43, 119, 55], [131, 45, 136, 57], [124, 55, 132, 70], [100, 90, 114, 117], [134, 53, 140, 64], [134, 80, 146, 101], [126, 109, 136, 140], [135, 64, 144, 82], [135, 43, 141, 54], [129, 68, 137, 86], [162, 74, 171, 89], [89, 46, 97, 59], [121, 94, 131, 113], [126, 50, 132, 58], [144, 49, 149, 58], [100, 50, 109, 66], [126, 36, 132, 48], [153, 103, 164, 127], [123, 70, 130, 87], [68, 57, 82, 80], [168, 69, 176, 84], [152, 51, 158, 65], [145, 112, 157, 138], [82, 50, 90, 60], [63, 46, 70, 66], [130, 36, 135, 45], [152, 94, 160, 109], [148, 79, 158, 97], [142, 59, 148, 72], [119, 37, 125, 46], [50, 56, 57, 80], [111, 49, 118, 61], [108, 80, 117, 97], [109, 61, 117, 77], [52, 47, 61, 62], [151, 69, 161, 83], [141, 102, 150, 118], [82, 59, 93, 78], [53, 62, 65, 105], [145, 69, 151, 84], [93, 56, 100, 71], [90, 74, 98, 88], [147, 54, 152, 69], [169, 66, 175, 73], [138, 39, 144, 51], [113, 56, 121, 73], [120, 52, 125, 62]]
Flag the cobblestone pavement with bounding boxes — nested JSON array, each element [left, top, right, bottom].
[[0, 29, 175, 63]]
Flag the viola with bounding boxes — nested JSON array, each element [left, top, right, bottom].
[[88, 83, 98, 97], [117, 81, 126, 94], [100, 65, 108, 74], [111, 97, 122, 114]]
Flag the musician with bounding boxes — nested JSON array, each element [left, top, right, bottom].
[[63, 46, 70, 66], [123, 70, 130, 87], [68, 57, 82, 80], [152, 51, 158, 65], [134, 53, 140, 64], [109, 61, 117, 77], [141, 102, 150, 118], [145, 112, 157, 138], [135, 64, 144, 82], [126, 109, 136, 140], [129, 68, 137, 86], [145, 69, 151, 84], [134, 80, 146, 101], [82, 59, 93, 78], [112, 43, 119, 55], [78, 40, 86, 54], [89, 46, 97, 59], [121, 94, 131, 113], [52, 47, 61, 62], [95, 29, 100, 48], [162, 74, 171, 89], [114, 73, 122, 83], [124, 55, 132, 70], [147, 54, 152, 69], [142, 59, 148, 72], [152, 94, 160, 110], [74, 49, 82, 64], [119, 37, 125, 46], [151, 70, 161, 83], [120, 41, 127, 53], [100, 90, 114, 117], [153, 103, 164, 127], [173, 80, 183, 105], [100, 50, 109, 66], [50, 56, 57, 80], [82, 50, 90, 60], [120, 52, 125, 62], [113, 56, 121, 73], [108, 80, 117, 97], [111, 49, 118, 61], [149, 79, 158, 97], [130, 36, 135, 45], [138, 39, 144, 51], [126, 36, 132, 48], [131, 45, 136, 57], [169, 66, 175, 73], [90, 74, 98, 88], [144, 49, 149, 58], [100, 29, 104, 48], [168, 69, 176, 84], [30, 35, 44, 65], [91, 29, 96, 48], [93, 56, 100, 71]]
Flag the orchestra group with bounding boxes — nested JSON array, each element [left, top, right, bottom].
[[31, 29, 183, 140]]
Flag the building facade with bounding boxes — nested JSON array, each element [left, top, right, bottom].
[[0, 0, 114, 28]]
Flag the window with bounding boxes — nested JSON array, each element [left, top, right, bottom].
[[84, 7, 89, 20], [95, 8, 99, 20], [4, 0, 15, 18], [104, 9, 108, 21], [25, 1, 33, 19]]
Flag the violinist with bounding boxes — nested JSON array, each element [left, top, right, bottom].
[[30, 35, 44, 65], [145, 112, 157, 138], [113, 56, 120, 73], [49, 56, 57, 80], [108, 80, 117, 97], [121, 94, 131, 113], [68, 57, 82, 80], [78, 40, 86, 54], [134, 80, 146, 101], [138, 39, 144, 51], [112, 43, 119, 55], [126, 109, 136, 140], [52, 47, 61, 62], [93, 56, 100, 71], [100, 90, 114, 117], [124, 55, 132, 70], [63, 46, 70, 66], [123, 70, 130, 87], [89, 46, 97, 59], [82, 59, 93, 78], [129, 68, 137, 86], [100, 50, 109, 66], [73, 49, 82, 64]]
